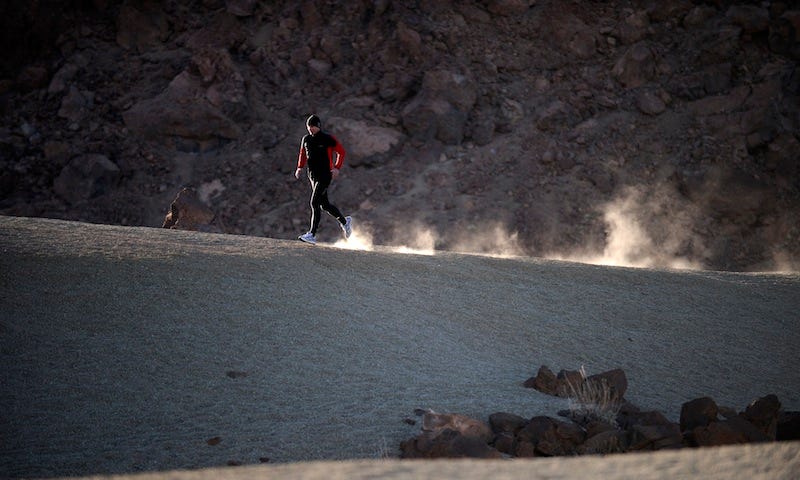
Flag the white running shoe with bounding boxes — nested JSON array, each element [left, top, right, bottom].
[[298, 232, 317, 244], [341, 216, 352, 239]]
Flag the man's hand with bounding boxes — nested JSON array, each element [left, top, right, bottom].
[[294, 167, 303, 179], [331, 168, 340, 180]]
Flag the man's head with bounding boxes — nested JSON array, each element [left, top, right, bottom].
[[306, 114, 321, 134]]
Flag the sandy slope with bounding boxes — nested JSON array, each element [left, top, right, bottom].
[[1, 216, 799, 479]]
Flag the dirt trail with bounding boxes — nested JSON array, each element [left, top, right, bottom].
[[1, 216, 799, 478]]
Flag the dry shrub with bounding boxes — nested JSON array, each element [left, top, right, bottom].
[[565, 366, 622, 427]]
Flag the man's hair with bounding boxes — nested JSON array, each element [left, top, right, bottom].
[[306, 114, 321, 128]]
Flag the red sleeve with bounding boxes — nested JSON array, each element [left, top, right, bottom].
[[329, 135, 346, 169], [297, 144, 307, 169]]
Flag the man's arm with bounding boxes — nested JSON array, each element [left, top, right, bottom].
[[295, 138, 307, 179], [329, 136, 346, 179]]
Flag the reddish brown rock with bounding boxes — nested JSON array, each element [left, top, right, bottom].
[[741, 394, 781, 440], [524, 365, 559, 395], [515, 416, 586, 457], [680, 397, 719, 432], [777, 411, 800, 441], [587, 369, 628, 401], [612, 42, 657, 88], [400, 429, 502, 459], [162, 187, 217, 231]]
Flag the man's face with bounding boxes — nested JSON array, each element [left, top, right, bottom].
[[307, 125, 320, 135]]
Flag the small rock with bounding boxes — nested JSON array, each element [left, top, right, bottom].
[[636, 91, 666, 115]]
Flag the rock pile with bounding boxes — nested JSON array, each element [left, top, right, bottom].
[[1, 1, 799, 270], [400, 365, 800, 459]]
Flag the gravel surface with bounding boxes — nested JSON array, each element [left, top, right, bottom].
[[1, 216, 799, 478]]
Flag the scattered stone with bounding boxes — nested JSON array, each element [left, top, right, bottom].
[[404, 367, 794, 460]]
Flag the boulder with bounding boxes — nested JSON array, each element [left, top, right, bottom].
[[515, 416, 586, 457], [327, 117, 404, 167], [777, 411, 800, 441], [636, 90, 666, 115], [740, 394, 781, 440], [422, 412, 493, 442], [184, 10, 246, 50], [524, 365, 560, 395], [15, 65, 49, 92], [647, 0, 693, 22], [618, 10, 650, 45], [766, 134, 800, 183], [569, 29, 597, 59], [123, 69, 243, 148], [48, 63, 79, 96], [486, 0, 529, 16], [683, 6, 716, 28], [726, 5, 770, 34], [535, 100, 577, 132], [769, 15, 800, 57], [489, 412, 528, 435], [396, 22, 422, 58], [226, 0, 256, 16], [400, 429, 502, 459], [401, 69, 477, 145], [680, 397, 719, 432], [690, 416, 769, 447], [556, 369, 584, 396], [116, 4, 169, 52], [629, 422, 683, 450], [162, 187, 217, 231], [612, 42, 657, 88], [586, 369, 628, 401], [58, 86, 93, 122], [578, 429, 627, 454], [492, 431, 516, 455], [617, 408, 673, 431], [53, 154, 120, 204]]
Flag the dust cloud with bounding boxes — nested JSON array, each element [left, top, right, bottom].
[[333, 186, 795, 272], [552, 186, 707, 270]]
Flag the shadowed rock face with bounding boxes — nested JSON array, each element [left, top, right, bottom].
[[1, 1, 799, 271]]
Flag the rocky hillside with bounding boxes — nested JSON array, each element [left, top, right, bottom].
[[1, 0, 798, 271]]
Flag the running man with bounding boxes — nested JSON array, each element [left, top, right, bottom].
[[294, 114, 352, 244]]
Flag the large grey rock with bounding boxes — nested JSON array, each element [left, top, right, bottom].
[[53, 154, 120, 204], [402, 69, 477, 145], [123, 63, 244, 147], [612, 42, 657, 88], [116, 4, 169, 52], [328, 118, 404, 167]]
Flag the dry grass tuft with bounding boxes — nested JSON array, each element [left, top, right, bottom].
[[565, 366, 622, 427]]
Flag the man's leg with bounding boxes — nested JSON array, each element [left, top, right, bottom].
[[309, 179, 326, 235], [319, 191, 345, 224]]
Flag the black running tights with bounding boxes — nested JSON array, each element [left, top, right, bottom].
[[309, 177, 344, 235]]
